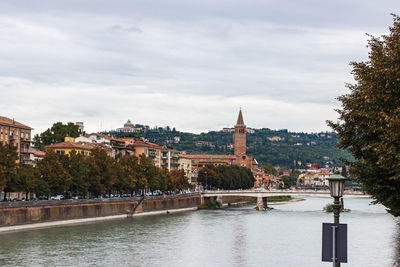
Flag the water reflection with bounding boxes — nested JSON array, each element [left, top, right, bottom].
[[232, 217, 247, 266]]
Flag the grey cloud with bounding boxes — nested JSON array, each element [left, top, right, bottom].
[[107, 25, 143, 34], [0, 1, 399, 134]]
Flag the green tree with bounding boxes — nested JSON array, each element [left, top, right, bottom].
[[87, 148, 117, 196], [170, 169, 189, 191], [198, 165, 254, 190], [263, 163, 277, 176], [33, 122, 80, 149], [0, 142, 19, 200], [281, 176, 292, 189], [15, 164, 47, 199], [328, 15, 400, 216], [198, 166, 218, 189], [116, 155, 144, 194], [37, 150, 71, 196], [61, 150, 90, 197], [139, 154, 161, 191]]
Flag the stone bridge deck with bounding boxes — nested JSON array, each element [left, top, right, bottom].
[[202, 190, 370, 210], [202, 190, 370, 199]]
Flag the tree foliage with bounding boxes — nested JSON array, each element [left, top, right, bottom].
[[328, 14, 400, 216], [37, 150, 71, 196], [0, 142, 19, 199], [263, 163, 278, 176], [1, 147, 191, 198], [197, 165, 254, 190], [33, 122, 80, 149]]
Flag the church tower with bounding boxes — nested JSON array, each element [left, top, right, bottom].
[[234, 109, 246, 156]]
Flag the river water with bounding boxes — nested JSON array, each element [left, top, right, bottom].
[[0, 197, 398, 267]]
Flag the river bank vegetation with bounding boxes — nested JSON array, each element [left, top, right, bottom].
[[196, 165, 254, 190], [0, 142, 191, 200]]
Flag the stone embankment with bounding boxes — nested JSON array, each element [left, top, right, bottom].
[[0, 193, 201, 229]]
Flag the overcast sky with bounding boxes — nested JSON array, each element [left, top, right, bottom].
[[0, 1, 399, 135]]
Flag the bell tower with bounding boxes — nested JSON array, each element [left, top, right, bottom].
[[234, 109, 246, 156]]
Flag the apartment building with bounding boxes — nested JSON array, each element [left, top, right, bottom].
[[0, 116, 32, 162]]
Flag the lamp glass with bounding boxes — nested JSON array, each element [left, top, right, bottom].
[[327, 174, 346, 197], [328, 179, 345, 197]]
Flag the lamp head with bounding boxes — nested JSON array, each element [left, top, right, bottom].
[[327, 174, 347, 198]]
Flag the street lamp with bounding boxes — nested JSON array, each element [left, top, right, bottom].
[[205, 170, 208, 191], [327, 174, 346, 224], [327, 174, 347, 267]]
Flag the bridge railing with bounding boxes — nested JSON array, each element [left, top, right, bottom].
[[201, 189, 366, 195]]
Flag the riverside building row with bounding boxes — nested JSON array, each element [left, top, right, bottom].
[[0, 111, 271, 188]]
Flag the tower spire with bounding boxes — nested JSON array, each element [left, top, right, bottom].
[[234, 108, 246, 156], [236, 109, 245, 126]]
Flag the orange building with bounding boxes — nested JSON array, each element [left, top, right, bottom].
[[119, 137, 179, 171], [0, 116, 32, 163]]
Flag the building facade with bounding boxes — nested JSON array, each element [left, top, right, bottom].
[[0, 116, 32, 163], [45, 137, 96, 156]]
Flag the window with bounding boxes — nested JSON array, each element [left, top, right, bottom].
[[21, 132, 24, 139]]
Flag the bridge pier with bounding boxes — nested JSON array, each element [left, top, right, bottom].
[[216, 195, 223, 206], [256, 195, 268, 211]]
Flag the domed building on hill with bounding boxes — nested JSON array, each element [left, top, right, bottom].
[[117, 119, 144, 133]]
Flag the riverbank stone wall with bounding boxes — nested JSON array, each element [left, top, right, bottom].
[[0, 194, 201, 227]]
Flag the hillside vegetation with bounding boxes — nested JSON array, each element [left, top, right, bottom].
[[106, 127, 352, 168]]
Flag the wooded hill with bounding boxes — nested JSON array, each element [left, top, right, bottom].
[[106, 127, 353, 168]]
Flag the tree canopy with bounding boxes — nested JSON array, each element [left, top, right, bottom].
[[1, 146, 191, 199], [197, 165, 255, 190], [33, 122, 80, 149], [0, 142, 18, 199], [328, 14, 400, 216]]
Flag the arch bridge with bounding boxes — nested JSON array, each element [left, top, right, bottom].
[[201, 190, 368, 210]]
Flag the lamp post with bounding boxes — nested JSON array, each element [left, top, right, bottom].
[[205, 170, 208, 191], [327, 174, 347, 267]]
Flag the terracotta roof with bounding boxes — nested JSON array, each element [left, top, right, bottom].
[[0, 116, 32, 130], [181, 154, 237, 160], [45, 141, 96, 150], [120, 138, 165, 149], [29, 147, 46, 157], [146, 141, 165, 149]]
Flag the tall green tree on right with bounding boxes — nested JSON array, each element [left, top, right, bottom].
[[328, 14, 400, 216]]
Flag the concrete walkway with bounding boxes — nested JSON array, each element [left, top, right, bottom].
[[0, 207, 197, 234]]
